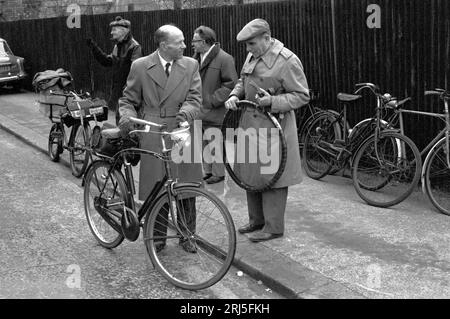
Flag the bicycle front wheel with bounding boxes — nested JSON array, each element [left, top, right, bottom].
[[69, 121, 91, 177], [143, 186, 236, 290], [352, 132, 421, 208], [424, 138, 450, 215], [84, 161, 129, 248]]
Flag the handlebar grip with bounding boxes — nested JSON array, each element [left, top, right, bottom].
[[129, 117, 158, 127]]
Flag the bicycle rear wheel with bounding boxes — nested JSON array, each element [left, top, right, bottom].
[[84, 161, 129, 248], [424, 138, 450, 215], [352, 132, 421, 208], [302, 113, 339, 179], [48, 123, 63, 162], [69, 121, 91, 177], [143, 186, 236, 290]]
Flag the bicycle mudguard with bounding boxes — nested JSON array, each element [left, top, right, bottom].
[[172, 182, 203, 189]]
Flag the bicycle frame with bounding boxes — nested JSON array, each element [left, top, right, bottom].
[[89, 125, 200, 240], [386, 95, 450, 190]]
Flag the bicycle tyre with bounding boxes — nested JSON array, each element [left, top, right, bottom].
[[84, 160, 129, 248], [352, 131, 421, 208], [302, 113, 338, 179], [69, 121, 91, 177], [48, 123, 63, 162], [424, 138, 450, 216], [143, 186, 236, 290], [221, 101, 287, 192]]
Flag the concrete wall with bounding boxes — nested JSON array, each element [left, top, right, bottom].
[[0, 0, 288, 21]]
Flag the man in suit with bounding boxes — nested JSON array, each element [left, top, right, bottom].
[[86, 16, 143, 125], [225, 19, 310, 242], [192, 26, 238, 184], [118, 24, 203, 253]]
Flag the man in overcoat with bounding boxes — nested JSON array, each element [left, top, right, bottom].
[[225, 19, 310, 242], [118, 24, 203, 253], [87, 16, 143, 125], [192, 25, 238, 184]]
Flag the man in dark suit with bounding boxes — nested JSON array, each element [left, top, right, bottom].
[[192, 26, 238, 184], [118, 24, 203, 253]]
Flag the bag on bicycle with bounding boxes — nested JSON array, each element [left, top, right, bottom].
[[94, 127, 140, 166]]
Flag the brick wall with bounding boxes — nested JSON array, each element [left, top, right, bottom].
[[0, 0, 287, 21]]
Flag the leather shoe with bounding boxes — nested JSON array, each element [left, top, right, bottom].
[[203, 173, 212, 180], [179, 239, 197, 253], [154, 242, 166, 253], [206, 176, 225, 184], [248, 232, 283, 242], [238, 223, 264, 234]]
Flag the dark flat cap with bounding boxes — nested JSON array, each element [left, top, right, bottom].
[[110, 16, 131, 28], [236, 18, 270, 42]]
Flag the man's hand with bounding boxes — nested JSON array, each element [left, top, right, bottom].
[[255, 87, 272, 112], [176, 114, 188, 128], [118, 116, 135, 137], [225, 95, 239, 111]]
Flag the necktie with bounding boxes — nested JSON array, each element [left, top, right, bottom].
[[165, 62, 171, 77]]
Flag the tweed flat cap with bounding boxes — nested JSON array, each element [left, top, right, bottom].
[[236, 18, 271, 42], [110, 16, 131, 28]]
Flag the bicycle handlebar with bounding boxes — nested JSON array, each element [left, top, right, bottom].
[[128, 117, 190, 136], [49, 90, 90, 100], [425, 89, 450, 100], [354, 83, 381, 95]]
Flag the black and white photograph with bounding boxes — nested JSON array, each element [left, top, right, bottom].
[[0, 0, 449, 306]]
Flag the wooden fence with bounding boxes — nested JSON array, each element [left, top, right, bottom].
[[1, 0, 450, 147]]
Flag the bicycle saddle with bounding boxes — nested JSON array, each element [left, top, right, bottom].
[[337, 93, 362, 102]]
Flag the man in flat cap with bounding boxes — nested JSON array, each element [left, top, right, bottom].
[[225, 18, 310, 242], [87, 16, 143, 125]]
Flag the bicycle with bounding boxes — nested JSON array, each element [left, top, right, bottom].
[[296, 89, 345, 155], [384, 89, 450, 215], [83, 118, 236, 290], [302, 83, 422, 208], [46, 90, 107, 177]]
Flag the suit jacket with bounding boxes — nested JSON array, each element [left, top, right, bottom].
[[119, 50, 203, 199], [193, 44, 238, 126]]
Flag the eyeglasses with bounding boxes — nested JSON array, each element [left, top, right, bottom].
[[191, 39, 204, 43]]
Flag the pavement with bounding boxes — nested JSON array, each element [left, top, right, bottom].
[[1, 89, 450, 299]]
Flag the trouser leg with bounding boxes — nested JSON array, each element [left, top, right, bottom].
[[261, 187, 288, 234], [153, 197, 196, 243], [246, 191, 265, 226], [153, 203, 169, 244], [202, 136, 213, 175], [177, 197, 196, 238]]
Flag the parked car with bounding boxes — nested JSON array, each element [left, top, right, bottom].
[[0, 38, 27, 89]]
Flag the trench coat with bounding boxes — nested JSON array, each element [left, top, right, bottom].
[[229, 38, 310, 188], [118, 51, 203, 199]]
